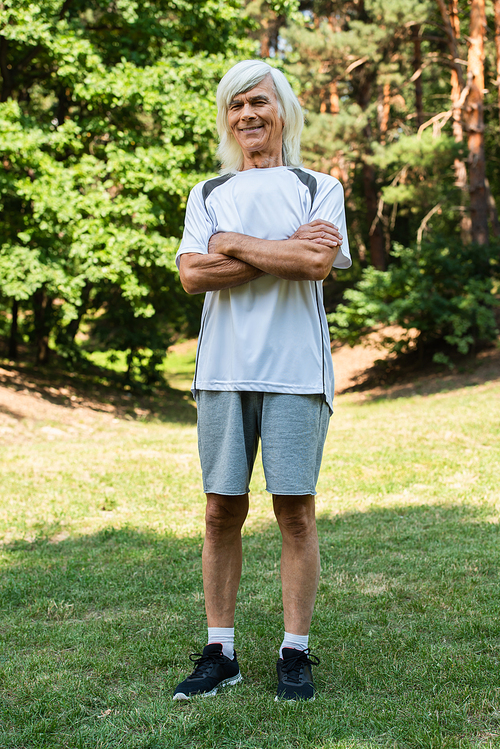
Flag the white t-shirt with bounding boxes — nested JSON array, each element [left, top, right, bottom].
[[176, 166, 351, 411]]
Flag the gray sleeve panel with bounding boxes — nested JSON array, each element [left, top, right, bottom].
[[288, 168, 318, 206], [202, 173, 235, 206]]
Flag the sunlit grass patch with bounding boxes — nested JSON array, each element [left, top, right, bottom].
[[85, 349, 129, 374], [1, 377, 499, 747], [163, 339, 197, 391], [85, 340, 198, 392]]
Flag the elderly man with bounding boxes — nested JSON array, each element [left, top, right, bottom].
[[173, 60, 351, 702]]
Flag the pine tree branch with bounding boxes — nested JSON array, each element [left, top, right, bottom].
[[417, 204, 442, 248]]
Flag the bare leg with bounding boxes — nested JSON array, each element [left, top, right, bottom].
[[273, 494, 320, 635], [202, 493, 249, 628]]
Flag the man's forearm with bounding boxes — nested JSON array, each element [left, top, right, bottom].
[[179, 252, 264, 294], [212, 232, 339, 281]]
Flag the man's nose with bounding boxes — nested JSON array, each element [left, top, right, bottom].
[[241, 102, 256, 118]]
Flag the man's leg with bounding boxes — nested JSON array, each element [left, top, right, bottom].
[[172, 492, 248, 700], [273, 493, 321, 701], [261, 395, 328, 632], [272, 494, 320, 635], [173, 391, 258, 700], [203, 492, 249, 627]]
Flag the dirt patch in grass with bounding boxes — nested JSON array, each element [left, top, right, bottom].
[[0, 360, 196, 440], [332, 326, 500, 399], [331, 325, 402, 393]]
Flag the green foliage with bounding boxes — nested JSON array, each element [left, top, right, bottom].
[[4, 0, 500, 374], [367, 131, 467, 244], [0, 0, 253, 371], [328, 241, 499, 365]]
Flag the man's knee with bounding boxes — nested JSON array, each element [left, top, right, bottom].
[[273, 495, 317, 540], [205, 494, 248, 538]]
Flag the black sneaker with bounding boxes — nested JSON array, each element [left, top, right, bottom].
[[275, 647, 320, 701], [172, 643, 242, 700]]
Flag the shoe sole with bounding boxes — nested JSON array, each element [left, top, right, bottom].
[[275, 693, 315, 702], [172, 672, 242, 700]]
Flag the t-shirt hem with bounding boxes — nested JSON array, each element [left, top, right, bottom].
[[194, 381, 325, 394], [192, 381, 334, 412]]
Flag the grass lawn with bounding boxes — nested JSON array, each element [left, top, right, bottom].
[[1, 356, 500, 748]]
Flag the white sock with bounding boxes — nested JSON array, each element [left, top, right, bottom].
[[207, 627, 235, 659], [280, 632, 309, 659]]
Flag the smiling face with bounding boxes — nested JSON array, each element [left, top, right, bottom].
[[227, 75, 284, 169]]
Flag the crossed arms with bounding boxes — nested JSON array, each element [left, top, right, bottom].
[[178, 220, 343, 295]]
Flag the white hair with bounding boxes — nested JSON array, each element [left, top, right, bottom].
[[216, 60, 303, 174]]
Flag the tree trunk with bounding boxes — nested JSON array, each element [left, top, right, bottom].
[[329, 80, 340, 114], [411, 24, 424, 128], [363, 161, 386, 270], [485, 179, 500, 238], [436, 0, 465, 89], [378, 82, 391, 143], [259, 12, 285, 58], [64, 283, 92, 342], [464, 0, 489, 245], [320, 80, 339, 114], [449, 0, 460, 37], [260, 18, 270, 58], [8, 299, 18, 360], [0, 35, 12, 102], [494, 0, 500, 128], [445, 0, 472, 242], [358, 78, 386, 269], [33, 288, 52, 365], [57, 86, 69, 126]]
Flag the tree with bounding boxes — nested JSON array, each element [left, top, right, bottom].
[[0, 0, 252, 373], [435, 0, 470, 242], [244, 0, 298, 56], [495, 0, 500, 127], [328, 238, 499, 366]]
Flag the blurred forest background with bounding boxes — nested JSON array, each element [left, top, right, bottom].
[[0, 0, 499, 386]]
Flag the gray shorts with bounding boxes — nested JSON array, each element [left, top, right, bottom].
[[196, 391, 331, 496]]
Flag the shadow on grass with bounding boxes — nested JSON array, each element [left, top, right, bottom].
[[0, 361, 197, 425], [1, 504, 500, 748], [0, 403, 23, 421]]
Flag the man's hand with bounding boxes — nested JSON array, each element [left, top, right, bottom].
[[209, 221, 342, 254], [289, 219, 343, 248], [206, 230, 341, 282]]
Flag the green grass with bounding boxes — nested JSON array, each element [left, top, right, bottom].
[[84, 341, 197, 391], [1, 373, 500, 748], [162, 341, 197, 391]]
